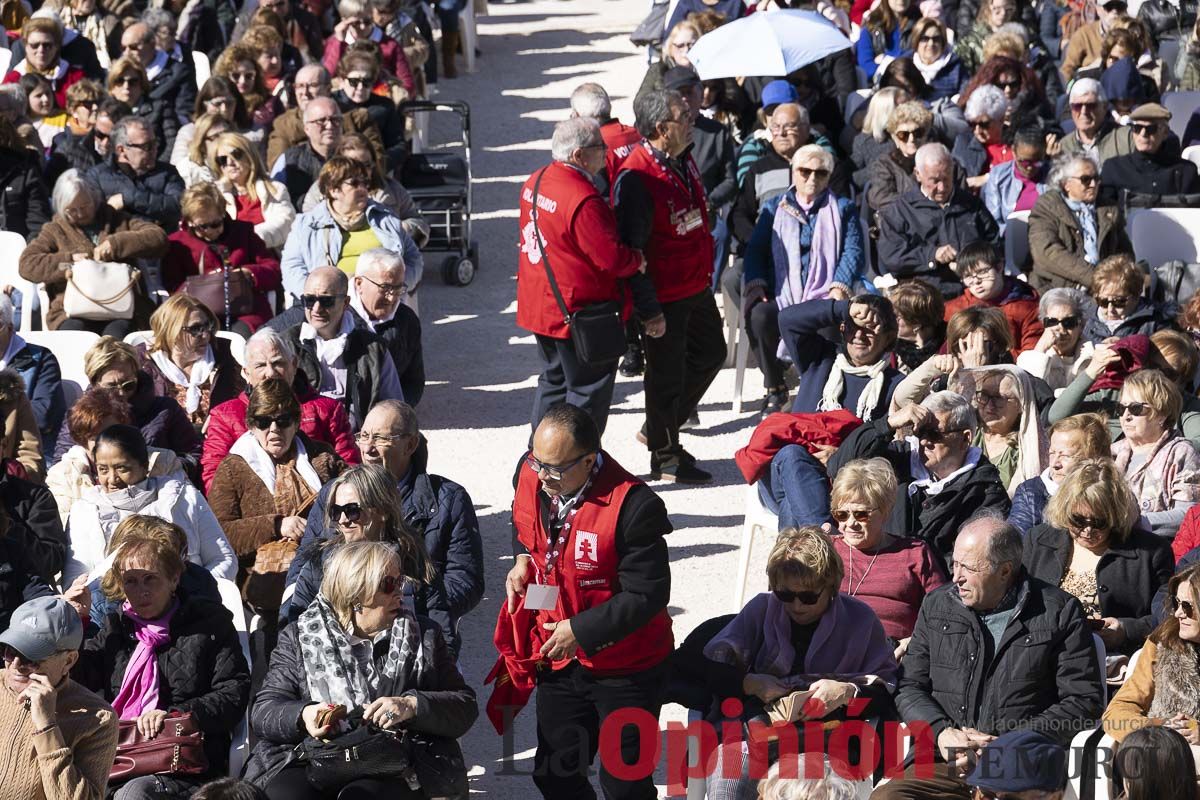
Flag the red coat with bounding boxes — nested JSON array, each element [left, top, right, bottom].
[[943, 276, 1044, 358], [600, 119, 640, 187], [515, 161, 643, 339], [3, 62, 86, 109], [200, 378, 360, 492], [734, 410, 864, 484], [321, 35, 414, 94], [1173, 505, 1200, 562], [163, 218, 282, 332]]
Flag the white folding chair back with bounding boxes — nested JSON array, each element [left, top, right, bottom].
[[733, 483, 778, 611], [458, 3, 478, 73], [1128, 207, 1200, 269], [1161, 91, 1200, 142], [0, 231, 37, 333], [1004, 210, 1031, 276], [215, 330, 247, 366], [214, 578, 252, 778], [1183, 144, 1200, 169], [21, 331, 100, 400], [123, 330, 153, 349], [192, 50, 211, 90]]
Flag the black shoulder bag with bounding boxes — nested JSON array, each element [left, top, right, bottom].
[[531, 169, 627, 365]]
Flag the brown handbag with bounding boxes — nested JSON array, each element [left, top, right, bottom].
[[241, 538, 299, 614], [109, 712, 209, 783], [184, 249, 254, 328]]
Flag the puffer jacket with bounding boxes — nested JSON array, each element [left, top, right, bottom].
[[75, 592, 251, 776], [84, 157, 186, 230], [898, 572, 1104, 745], [0, 147, 50, 241], [0, 471, 66, 583], [1008, 473, 1051, 536]]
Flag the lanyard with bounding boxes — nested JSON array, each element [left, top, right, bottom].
[[540, 462, 599, 584]]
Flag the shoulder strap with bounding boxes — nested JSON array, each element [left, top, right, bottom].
[[531, 168, 571, 326]]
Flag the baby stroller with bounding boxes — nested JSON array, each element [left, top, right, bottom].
[[399, 100, 478, 286]]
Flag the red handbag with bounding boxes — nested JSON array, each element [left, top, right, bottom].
[[109, 711, 209, 783]]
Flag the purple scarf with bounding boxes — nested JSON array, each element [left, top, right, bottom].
[[772, 188, 844, 311], [111, 599, 179, 720], [703, 592, 898, 690]]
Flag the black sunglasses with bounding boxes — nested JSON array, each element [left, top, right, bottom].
[[1071, 174, 1100, 186], [832, 509, 872, 523], [329, 502, 363, 523], [100, 378, 137, 394], [1170, 595, 1197, 619], [1042, 315, 1080, 330], [894, 129, 926, 143], [996, 79, 1021, 90], [1131, 123, 1161, 136], [918, 34, 944, 43], [915, 425, 961, 443], [773, 588, 823, 605], [216, 149, 246, 168], [1068, 513, 1107, 530], [970, 119, 993, 129], [251, 414, 296, 430], [345, 76, 373, 88], [378, 574, 400, 595], [795, 166, 830, 180], [182, 321, 214, 337], [301, 294, 343, 309], [1115, 401, 1151, 417], [1096, 295, 1131, 309], [190, 219, 223, 232]]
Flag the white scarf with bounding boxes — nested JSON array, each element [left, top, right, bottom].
[[150, 347, 214, 414], [817, 353, 888, 422], [913, 49, 953, 86], [0, 333, 24, 371], [228, 430, 323, 495], [906, 443, 982, 496], [1039, 467, 1059, 497], [12, 58, 69, 82], [299, 312, 356, 397]]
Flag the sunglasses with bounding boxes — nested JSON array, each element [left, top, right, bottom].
[[969, 118, 993, 129], [301, 294, 343, 309], [341, 178, 369, 190], [917, 34, 944, 43], [1, 645, 60, 667], [1068, 513, 1107, 530], [1096, 295, 1131, 309], [329, 502, 363, 523], [100, 378, 138, 394], [1070, 101, 1100, 113], [996, 79, 1021, 90], [795, 166, 830, 180], [190, 219, 223, 232], [1115, 401, 1151, 417], [915, 425, 960, 443], [1170, 595, 1197, 619], [1042, 315, 1080, 330], [1070, 174, 1099, 186], [182, 321, 214, 337], [345, 76, 373, 88], [216, 149, 245, 168], [251, 413, 297, 430], [894, 129, 926, 143], [832, 509, 872, 523], [93, 129, 110, 141], [377, 574, 401, 595], [116, 76, 140, 86], [773, 588, 823, 605], [1131, 123, 1161, 136]]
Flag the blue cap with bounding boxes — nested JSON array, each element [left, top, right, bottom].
[[761, 79, 800, 110], [965, 730, 1067, 792]]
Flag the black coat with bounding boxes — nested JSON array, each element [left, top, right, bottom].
[[243, 615, 477, 786], [147, 53, 198, 134], [75, 593, 251, 776], [877, 186, 1000, 289], [286, 322, 396, 431], [0, 538, 53, 631], [898, 573, 1105, 746], [47, 129, 103, 190], [1099, 147, 1200, 202], [85, 158, 186, 231], [0, 147, 50, 241], [1023, 524, 1173, 652], [0, 472, 66, 583]]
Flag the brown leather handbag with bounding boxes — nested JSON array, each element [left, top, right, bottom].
[[184, 249, 254, 328], [242, 538, 299, 614], [109, 711, 209, 783]]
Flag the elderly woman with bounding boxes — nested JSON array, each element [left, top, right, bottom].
[[46, 387, 184, 525], [63, 424, 236, 586], [911, 17, 967, 101], [1016, 288, 1098, 394], [1112, 369, 1200, 538], [321, 0, 416, 97], [866, 101, 933, 216], [850, 87, 907, 191], [635, 19, 701, 102], [207, 378, 344, 615], [952, 84, 1009, 188], [1009, 413, 1110, 535], [215, 44, 284, 138], [957, 364, 1048, 494], [742, 144, 865, 417], [20, 169, 164, 336], [1, 17, 85, 108], [74, 525, 250, 799], [173, 111, 232, 188], [244, 25, 292, 104], [1029, 154, 1133, 293], [828, 459, 945, 656], [1023, 458, 1172, 660], [245, 540, 476, 799], [169, 77, 253, 174], [163, 184, 282, 336], [280, 155, 422, 301], [211, 131, 295, 250], [106, 57, 177, 158], [1090, 255, 1171, 339], [138, 294, 247, 429], [702, 527, 898, 800], [1104, 564, 1200, 745]]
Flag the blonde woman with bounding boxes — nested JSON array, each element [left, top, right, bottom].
[[176, 111, 232, 187], [850, 86, 908, 190], [210, 131, 294, 249]]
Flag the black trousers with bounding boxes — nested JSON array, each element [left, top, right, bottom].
[[58, 317, 134, 338], [642, 289, 726, 467], [530, 333, 619, 436], [533, 661, 666, 800], [747, 299, 785, 389]]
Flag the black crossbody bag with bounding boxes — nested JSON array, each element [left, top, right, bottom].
[[531, 169, 627, 365]]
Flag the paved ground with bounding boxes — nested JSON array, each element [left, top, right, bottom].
[[414, 3, 776, 794]]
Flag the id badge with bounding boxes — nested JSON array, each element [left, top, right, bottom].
[[525, 584, 560, 611], [682, 209, 704, 232]]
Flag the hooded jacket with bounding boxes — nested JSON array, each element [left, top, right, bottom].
[[943, 276, 1044, 356]]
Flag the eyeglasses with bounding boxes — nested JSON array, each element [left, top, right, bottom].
[[345, 75, 373, 88], [962, 268, 998, 283], [1068, 513, 1107, 530], [122, 140, 155, 152], [1069, 173, 1099, 186], [305, 115, 342, 128], [526, 452, 590, 481], [772, 588, 823, 605], [1070, 101, 1100, 113], [301, 294, 343, 309], [377, 574, 401, 595], [1115, 401, 1151, 417], [996, 79, 1021, 90], [1170, 595, 1197, 619], [1042, 315, 1080, 330], [894, 129, 926, 143], [100, 378, 137, 394], [116, 76, 141, 87], [93, 129, 110, 141], [974, 390, 1015, 408], [917, 34, 944, 44], [182, 321, 215, 337], [294, 81, 323, 92], [832, 509, 872, 523], [216, 149, 245, 168], [769, 123, 804, 135], [1131, 123, 1161, 136], [230, 71, 257, 83], [795, 166, 830, 180], [1096, 295, 1131, 309], [251, 413, 297, 430], [354, 432, 408, 448], [340, 178, 369, 190], [358, 274, 407, 296], [329, 502, 363, 523], [26, 40, 55, 50], [190, 219, 223, 232], [915, 425, 959, 443]]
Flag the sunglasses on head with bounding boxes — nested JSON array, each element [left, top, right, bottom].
[[1115, 401, 1151, 417], [301, 294, 342, 309], [251, 413, 296, 430], [329, 502, 363, 523], [1068, 513, 1107, 530], [1171, 595, 1197, 619], [216, 149, 245, 168], [773, 588, 823, 605], [378, 574, 401, 595], [832, 509, 872, 523], [1042, 315, 1080, 330]]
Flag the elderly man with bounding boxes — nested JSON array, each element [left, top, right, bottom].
[[878, 142, 1000, 297], [502, 402, 672, 800], [1100, 103, 1200, 200], [1062, 0, 1127, 81], [1059, 78, 1134, 166], [266, 65, 383, 167], [570, 82, 640, 195], [271, 96, 344, 211], [729, 103, 810, 250], [613, 89, 727, 484], [284, 266, 402, 429], [0, 294, 63, 456], [0, 597, 118, 800], [118, 22, 195, 142], [284, 400, 483, 650], [350, 248, 424, 405], [200, 327, 359, 490], [518, 118, 646, 436], [85, 116, 184, 230], [869, 513, 1103, 800]]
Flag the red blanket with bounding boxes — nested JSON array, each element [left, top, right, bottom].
[[734, 410, 864, 484], [484, 600, 548, 734], [1090, 334, 1151, 392]]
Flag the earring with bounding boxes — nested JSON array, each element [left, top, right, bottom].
[[353, 604, 363, 613]]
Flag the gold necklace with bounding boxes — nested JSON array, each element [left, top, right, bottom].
[[847, 537, 885, 596]]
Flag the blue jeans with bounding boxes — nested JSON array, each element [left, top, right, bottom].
[[757, 444, 831, 529]]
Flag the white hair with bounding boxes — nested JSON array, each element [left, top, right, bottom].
[[995, 21, 1028, 43], [964, 84, 1008, 122], [245, 326, 297, 363], [922, 390, 978, 436], [0, 293, 13, 330], [915, 141, 953, 173], [791, 143, 834, 173], [570, 83, 612, 121], [357, 247, 405, 279], [551, 117, 601, 163], [758, 761, 859, 800], [1069, 77, 1107, 104], [1047, 153, 1098, 191], [51, 169, 103, 214]]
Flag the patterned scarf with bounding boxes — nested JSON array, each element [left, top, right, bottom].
[[1063, 195, 1099, 266], [112, 599, 179, 720]]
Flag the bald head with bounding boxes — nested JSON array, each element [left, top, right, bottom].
[[951, 513, 1023, 610], [303, 267, 350, 338], [769, 103, 809, 160], [303, 97, 341, 154], [120, 22, 156, 67]]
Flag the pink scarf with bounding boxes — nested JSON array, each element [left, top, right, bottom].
[[111, 600, 179, 720]]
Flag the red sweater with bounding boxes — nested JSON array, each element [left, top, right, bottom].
[[943, 276, 1043, 358], [1173, 504, 1200, 562], [833, 535, 947, 641]]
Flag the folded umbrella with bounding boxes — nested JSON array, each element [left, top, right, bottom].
[[687, 9, 852, 81]]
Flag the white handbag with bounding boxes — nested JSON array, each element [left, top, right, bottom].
[[62, 260, 141, 321]]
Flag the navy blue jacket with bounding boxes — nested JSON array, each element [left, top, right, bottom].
[[9, 340, 64, 456], [924, 53, 970, 102], [1008, 475, 1050, 536]]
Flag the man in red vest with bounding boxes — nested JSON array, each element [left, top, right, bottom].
[[506, 402, 672, 800], [569, 82, 641, 197], [613, 89, 727, 484], [516, 117, 649, 436]]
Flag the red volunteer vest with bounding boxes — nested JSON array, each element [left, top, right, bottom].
[[511, 452, 673, 676], [616, 143, 714, 303], [600, 120, 641, 186], [515, 162, 634, 339]]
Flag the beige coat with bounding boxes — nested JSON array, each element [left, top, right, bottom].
[[0, 368, 45, 484]]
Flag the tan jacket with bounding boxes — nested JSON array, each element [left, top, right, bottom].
[[0, 672, 118, 800], [0, 370, 45, 485], [1063, 21, 1104, 81], [1102, 637, 1159, 742], [1028, 189, 1133, 293], [265, 107, 385, 168]]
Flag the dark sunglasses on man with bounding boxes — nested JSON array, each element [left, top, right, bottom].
[[302, 294, 343, 310]]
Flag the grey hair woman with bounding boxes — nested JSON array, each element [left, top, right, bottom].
[[955, 84, 1008, 188], [1016, 287, 1099, 393]]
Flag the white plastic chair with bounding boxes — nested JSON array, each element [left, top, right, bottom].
[[720, 285, 752, 414], [458, 3, 478, 73], [215, 578, 252, 778], [0, 231, 37, 333], [0, 48, 11, 77], [1183, 144, 1200, 170], [1004, 210, 1031, 276], [192, 50, 211, 91], [1128, 207, 1200, 269], [1160, 38, 1182, 90], [21, 330, 99, 401], [733, 483, 778, 611], [1161, 90, 1200, 142]]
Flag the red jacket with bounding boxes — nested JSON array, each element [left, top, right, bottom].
[[943, 276, 1043, 358], [734, 410, 864, 484], [201, 378, 360, 492], [322, 35, 414, 94], [1173, 505, 1200, 562], [3, 62, 85, 109], [163, 218, 282, 332], [600, 120, 640, 187], [515, 161, 643, 339]]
